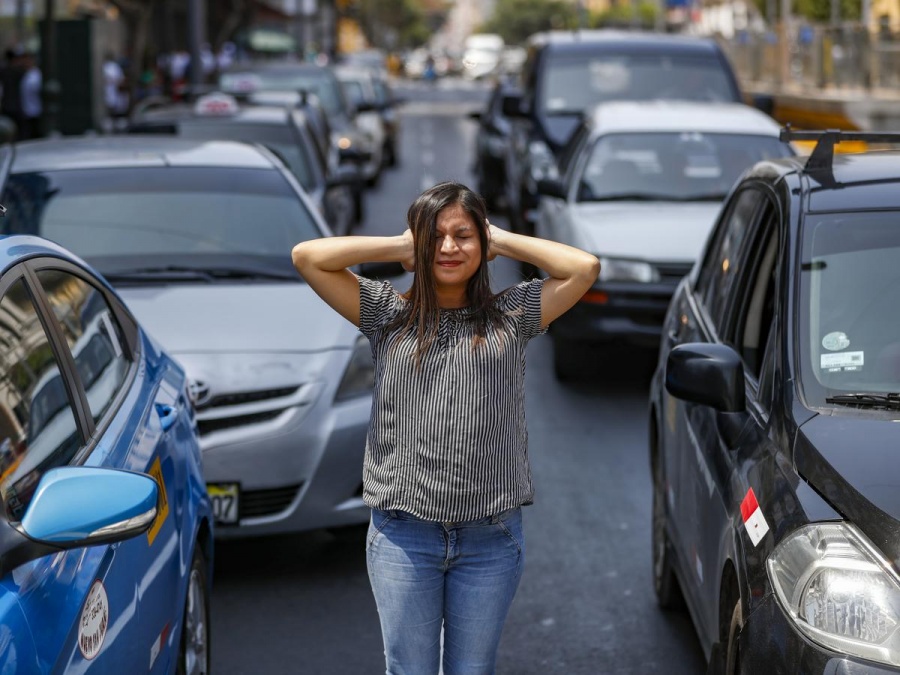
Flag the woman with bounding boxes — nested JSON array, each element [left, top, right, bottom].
[[291, 181, 599, 674]]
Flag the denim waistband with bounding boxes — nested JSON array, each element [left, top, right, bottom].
[[373, 506, 520, 528]]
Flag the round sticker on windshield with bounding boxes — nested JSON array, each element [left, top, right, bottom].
[[822, 331, 850, 351]]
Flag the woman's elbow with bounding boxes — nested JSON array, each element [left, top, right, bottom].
[[580, 254, 601, 286], [291, 242, 310, 271]]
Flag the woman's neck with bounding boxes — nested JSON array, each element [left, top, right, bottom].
[[435, 286, 468, 309]]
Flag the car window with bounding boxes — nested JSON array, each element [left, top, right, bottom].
[[726, 203, 778, 379], [696, 188, 767, 332], [177, 121, 319, 192], [798, 210, 900, 404], [539, 53, 737, 113], [341, 80, 367, 107], [221, 70, 346, 117], [36, 270, 130, 427], [0, 167, 321, 277], [576, 133, 789, 202], [0, 278, 81, 521]]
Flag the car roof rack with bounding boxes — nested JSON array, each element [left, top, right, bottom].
[[780, 124, 900, 174]]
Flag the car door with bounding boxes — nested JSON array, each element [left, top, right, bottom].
[[5, 259, 188, 672], [676, 186, 783, 641], [537, 123, 591, 244]]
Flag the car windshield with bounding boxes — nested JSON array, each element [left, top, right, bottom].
[[220, 70, 345, 117], [798, 211, 900, 406], [341, 79, 367, 107], [177, 122, 317, 191], [541, 54, 737, 113], [0, 167, 320, 279], [578, 132, 790, 202]]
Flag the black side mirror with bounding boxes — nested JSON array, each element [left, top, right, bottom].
[[665, 343, 746, 412], [536, 177, 566, 200], [750, 93, 775, 117], [339, 146, 372, 164], [468, 110, 482, 121], [501, 92, 527, 118]]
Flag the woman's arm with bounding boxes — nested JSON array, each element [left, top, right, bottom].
[[291, 232, 414, 326], [488, 223, 600, 329]]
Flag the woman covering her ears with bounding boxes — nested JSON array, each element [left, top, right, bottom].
[[292, 181, 600, 674]]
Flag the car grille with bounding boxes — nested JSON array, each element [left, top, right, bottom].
[[196, 386, 300, 411], [241, 484, 303, 519], [197, 410, 284, 436], [654, 262, 693, 284]]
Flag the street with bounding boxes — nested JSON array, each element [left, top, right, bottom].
[[209, 78, 707, 674]]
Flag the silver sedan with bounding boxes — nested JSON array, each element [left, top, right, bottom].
[[0, 136, 393, 538]]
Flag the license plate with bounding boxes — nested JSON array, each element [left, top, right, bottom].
[[207, 483, 240, 524]]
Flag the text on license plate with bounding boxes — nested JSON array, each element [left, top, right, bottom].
[[207, 483, 240, 524]]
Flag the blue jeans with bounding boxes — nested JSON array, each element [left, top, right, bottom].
[[366, 507, 525, 675]]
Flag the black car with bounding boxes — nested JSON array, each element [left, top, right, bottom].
[[128, 93, 360, 234], [649, 129, 900, 673], [468, 77, 519, 211], [502, 29, 754, 236]]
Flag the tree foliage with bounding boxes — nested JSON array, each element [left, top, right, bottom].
[[354, 0, 449, 49], [750, 0, 861, 21], [480, 0, 580, 45]]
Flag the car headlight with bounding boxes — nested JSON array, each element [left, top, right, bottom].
[[597, 257, 660, 283], [768, 522, 900, 666], [335, 335, 375, 401], [528, 140, 556, 182]]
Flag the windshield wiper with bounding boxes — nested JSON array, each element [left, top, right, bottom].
[[825, 392, 900, 409], [587, 193, 670, 202], [103, 265, 298, 283]]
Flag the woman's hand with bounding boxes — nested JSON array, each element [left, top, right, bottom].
[[486, 220, 502, 261], [399, 228, 416, 272]]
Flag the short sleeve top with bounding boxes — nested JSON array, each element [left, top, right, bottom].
[[357, 274, 545, 522]]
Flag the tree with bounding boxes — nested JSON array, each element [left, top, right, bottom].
[[354, 0, 449, 50], [480, 0, 580, 45]]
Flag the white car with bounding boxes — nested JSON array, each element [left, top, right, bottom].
[[534, 101, 793, 379]]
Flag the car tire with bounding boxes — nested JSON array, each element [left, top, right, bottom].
[[177, 546, 210, 675], [723, 599, 743, 675], [652, 447, 685, 610]]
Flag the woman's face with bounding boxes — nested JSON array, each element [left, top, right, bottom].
[[432, 203, 482, 289]]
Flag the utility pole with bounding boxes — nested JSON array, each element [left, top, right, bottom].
[[41, 0, 60, 136], [188, 0, 206, 99]]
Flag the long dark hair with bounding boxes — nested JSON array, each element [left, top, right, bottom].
[[386, 181, 505, 364]]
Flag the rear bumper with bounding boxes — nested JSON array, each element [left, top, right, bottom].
[[551, 282, 677, 348]]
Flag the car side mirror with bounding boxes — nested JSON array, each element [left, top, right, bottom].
[[665, 343, 746, 412], [501, 92, 527, 118], [750, 93, 775, 117], [339, 146, 372, 164], [1, 467, 159, 577], [355, 101, 377, 113], [536, 177, 566, 199], [468, 110, 482, 121]]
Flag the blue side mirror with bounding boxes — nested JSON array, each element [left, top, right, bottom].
[[20, 467, 158, 544]]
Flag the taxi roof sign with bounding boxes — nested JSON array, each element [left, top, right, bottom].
[[194, 93, 240, 117]]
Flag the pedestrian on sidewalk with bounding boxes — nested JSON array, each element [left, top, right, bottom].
[[291, 181, 599, 674], [19, 49, 41, 140], [0, 46, 25, 138]]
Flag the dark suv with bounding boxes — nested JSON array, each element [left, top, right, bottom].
[[649, 130, 900, 673], [503, 30, 752, 236]]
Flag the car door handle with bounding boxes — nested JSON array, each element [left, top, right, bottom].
[[155, 403, 178, 432]]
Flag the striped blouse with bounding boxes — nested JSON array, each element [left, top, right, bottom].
[[357, 275, 546, 522]]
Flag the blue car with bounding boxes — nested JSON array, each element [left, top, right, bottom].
[[0, 234, 213, 673]]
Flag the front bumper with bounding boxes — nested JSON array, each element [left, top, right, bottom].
[[551, 281, 677, 348], [740, 593, 900, 674], [200, 388, 371, 539]]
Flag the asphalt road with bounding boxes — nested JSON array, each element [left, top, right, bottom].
[[210, 77, 707, 675]]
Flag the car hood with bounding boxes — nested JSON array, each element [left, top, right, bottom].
[[795, 412, 900, 559], [118, 283, 355, 354], [568, 202, 723, 261]]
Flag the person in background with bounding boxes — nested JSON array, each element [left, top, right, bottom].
[[0, 46, 25, 138], [19, 49, 41, 140], [291, 181, 599, 674]]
